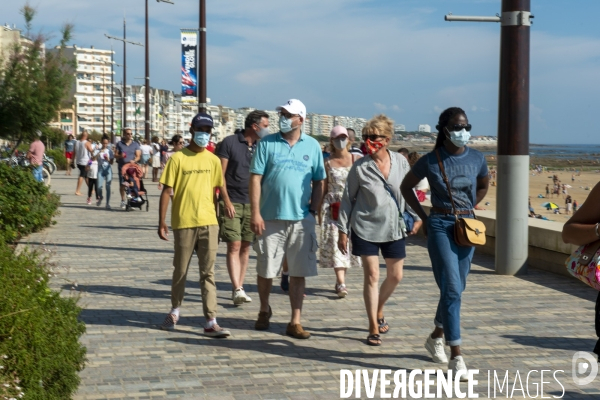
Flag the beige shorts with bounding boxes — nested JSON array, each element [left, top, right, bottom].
[[254, 215, 319, 279]]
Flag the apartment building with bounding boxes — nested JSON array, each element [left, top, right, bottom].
[[47, 45, 114, 135], [418, 124, 431, 133], [0, 24, 36, 70]]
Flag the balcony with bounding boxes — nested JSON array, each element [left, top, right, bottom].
[[61, 118, 73, 123]]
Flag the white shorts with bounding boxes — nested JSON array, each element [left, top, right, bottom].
[[254, 215, 319, 279]]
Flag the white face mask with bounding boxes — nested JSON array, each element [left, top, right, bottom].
[[332, 137, 348, 150], [256, 126, 270, 139], [446, 128, 471, 147]]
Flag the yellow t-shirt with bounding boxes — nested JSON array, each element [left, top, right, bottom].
[[159, 148, 223, 230]]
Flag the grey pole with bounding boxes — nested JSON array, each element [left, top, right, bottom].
[[444, 2, 533, 276], [495, 0, 531, 275]]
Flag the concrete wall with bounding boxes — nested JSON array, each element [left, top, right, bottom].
[[419, 202, 577, 277]]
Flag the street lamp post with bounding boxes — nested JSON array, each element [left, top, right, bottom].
[[198, 0, 207, 113], [145, 0, 175, 143], [105, 21, 142, 132]]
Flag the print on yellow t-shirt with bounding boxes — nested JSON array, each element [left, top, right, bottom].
[[159, 148, 223, 230]]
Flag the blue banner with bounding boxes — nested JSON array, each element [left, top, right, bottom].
[[181, 30, 197, 103]]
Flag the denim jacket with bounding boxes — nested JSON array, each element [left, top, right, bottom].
[[336, 150, 420, 242]]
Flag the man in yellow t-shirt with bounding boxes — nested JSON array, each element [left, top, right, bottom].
[[158, 112, 230, 338]]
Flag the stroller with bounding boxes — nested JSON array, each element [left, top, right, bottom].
[[121, 163, 149, 212]]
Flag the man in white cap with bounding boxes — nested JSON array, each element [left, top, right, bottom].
[[249, 99, 326, 339]]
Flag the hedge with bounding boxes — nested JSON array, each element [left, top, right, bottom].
[[0, 161, 86, 399], [0, 163, 61, 243], [0, 243, 86, 399]]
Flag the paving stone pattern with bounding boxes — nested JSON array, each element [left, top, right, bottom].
[[21, 173, 600, 399]]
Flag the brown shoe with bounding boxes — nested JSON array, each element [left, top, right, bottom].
[[286, 323, 311, 339], [255, 306, 272, 330]]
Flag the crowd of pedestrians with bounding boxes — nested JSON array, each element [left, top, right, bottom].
[[153, 99, 490, 378]]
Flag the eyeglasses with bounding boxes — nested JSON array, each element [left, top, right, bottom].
[[177, 142, 184, 145], [447, 124, 472, 132], [363, 134, 387, 141]]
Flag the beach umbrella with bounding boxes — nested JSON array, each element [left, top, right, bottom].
[[541, 202, 559, 209]]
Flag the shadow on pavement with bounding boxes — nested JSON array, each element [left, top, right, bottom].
[[24, 241, 173, 254], [503, 335, 597, 352], [167, 335, 420, 371], [63, 284, 201, 303]]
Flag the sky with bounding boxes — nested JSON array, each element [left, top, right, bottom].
[[3, 0, 600, 144]]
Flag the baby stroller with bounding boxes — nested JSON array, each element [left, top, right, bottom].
[[121, 163, 149, 212]]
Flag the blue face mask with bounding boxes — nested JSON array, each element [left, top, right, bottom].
[[446, 128, 471, 147], [279, 116, 294, 134], [193, 131, 210, 147]]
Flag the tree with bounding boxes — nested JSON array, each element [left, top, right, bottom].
[[0, 3, 75, 150]]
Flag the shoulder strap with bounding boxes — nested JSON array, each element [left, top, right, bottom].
[[434, 149, 458, 216], [374, 171, 400, 212]]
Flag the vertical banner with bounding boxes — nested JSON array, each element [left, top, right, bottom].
[[181, 30, 198, 104]]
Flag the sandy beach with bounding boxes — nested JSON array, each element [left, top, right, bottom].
[[386, 142, 600, 224], [482, 169, 600, 222]]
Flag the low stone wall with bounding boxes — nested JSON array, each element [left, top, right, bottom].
[[419, 202, 577, 277]]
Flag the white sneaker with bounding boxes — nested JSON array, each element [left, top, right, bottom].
[[232, 288, 245, 305], [424, 335, 448, 364], [240, 288, 252, 303], [120, 201, 126, 209], [448, 356, 469, 382]]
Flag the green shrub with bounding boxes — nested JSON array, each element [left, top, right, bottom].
[[0, 163, 60, 243], [0, 241, 86, 399], [45, 149, 67, 170]]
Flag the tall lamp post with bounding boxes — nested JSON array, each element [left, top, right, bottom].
[[445, 0, 533, 275], [145, 0, 175, 143], [198, 0, 207, 113], [105, 20, 142, 132]]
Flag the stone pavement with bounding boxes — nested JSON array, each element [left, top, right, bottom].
[[21, 172, 600, 399]]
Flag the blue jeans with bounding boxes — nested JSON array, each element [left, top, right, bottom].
[[427, 214, 475, 346], [96, 166, 112, 206], [32, 165, 43, 182]]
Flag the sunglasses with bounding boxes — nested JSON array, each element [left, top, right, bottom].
[[447, 124, 472, 132], [363, 134, 387, 141]]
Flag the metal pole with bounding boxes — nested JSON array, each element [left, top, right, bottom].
[[198, 0, 207, 113], [145, 0, 150, 142], [495, 0, 530, 275], [110, 46, 114, 143], [123, 18, 127, 130], [102, 61, 106, 134]]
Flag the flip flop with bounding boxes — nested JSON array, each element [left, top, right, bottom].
[[366, 333, 381, 346], [378, 317, 389, 334]]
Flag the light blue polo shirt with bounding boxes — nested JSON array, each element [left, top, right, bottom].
[[250, 132, 326, 221]]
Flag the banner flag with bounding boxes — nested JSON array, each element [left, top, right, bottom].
[[181, 30, 198, 104]]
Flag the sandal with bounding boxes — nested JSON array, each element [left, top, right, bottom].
[[366, 333, 382, 346], [378, 317, 389, 334]]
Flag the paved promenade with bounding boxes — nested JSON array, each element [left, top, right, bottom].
[[21, 173, 600, 399]]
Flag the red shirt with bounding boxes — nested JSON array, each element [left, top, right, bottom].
[[206, 142, 216, 153]]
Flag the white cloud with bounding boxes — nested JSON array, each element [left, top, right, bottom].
[[374, 103, 388, 111]]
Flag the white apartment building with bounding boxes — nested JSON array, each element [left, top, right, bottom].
[[394, 124, 406, 132], [418, 124, 431, 133], [48, 45, 114, 135]]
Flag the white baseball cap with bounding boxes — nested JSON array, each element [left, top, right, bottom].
[[276, 99, 306, 119]]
